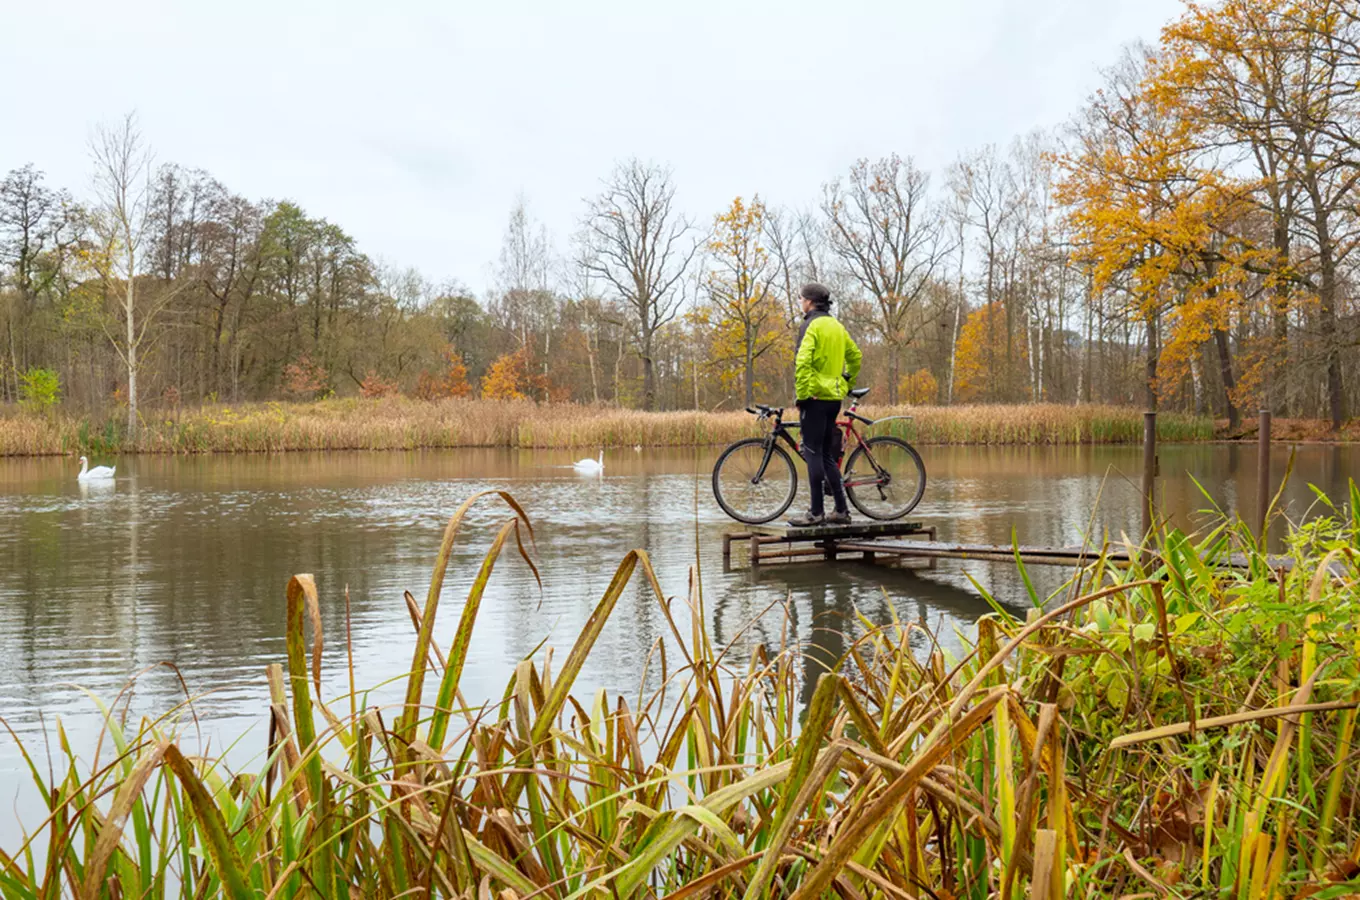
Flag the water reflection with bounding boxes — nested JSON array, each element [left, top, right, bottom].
[[1, 442, 1356, 842], [714, 561, 1000, 709]]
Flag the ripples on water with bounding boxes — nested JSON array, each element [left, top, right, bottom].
[[1, 444, 1354, 839]]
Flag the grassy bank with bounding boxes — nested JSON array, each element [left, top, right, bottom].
[[0, 398, 1213, 455], [3, 488, 1359, 898]]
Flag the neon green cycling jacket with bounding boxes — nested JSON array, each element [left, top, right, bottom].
[[795, 311, 862, 402]]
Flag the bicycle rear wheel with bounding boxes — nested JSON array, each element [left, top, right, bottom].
[[712, 438, 799, 524], [844, 436, 926, 520]]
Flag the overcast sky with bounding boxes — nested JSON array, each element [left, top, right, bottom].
[[3, 0, 1183, 295]]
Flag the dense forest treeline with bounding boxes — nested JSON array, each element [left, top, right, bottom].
[[2, 0, 1357, 435]]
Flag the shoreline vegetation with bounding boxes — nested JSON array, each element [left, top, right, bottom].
[[0, 399, 1239, 456], [3, 488, 1358, 897]]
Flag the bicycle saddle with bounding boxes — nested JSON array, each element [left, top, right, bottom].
[[848, 387, 870, 399]]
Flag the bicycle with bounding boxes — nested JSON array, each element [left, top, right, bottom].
[[711, 387, 927, 525]]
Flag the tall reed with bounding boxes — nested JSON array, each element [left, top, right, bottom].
[[2, 486, 1358, 898], [0, 398, 1213, 456]]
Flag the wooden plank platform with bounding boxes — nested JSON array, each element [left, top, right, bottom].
[[723, 527, 1301, 572], [723, 521, 936, 568], [748, 520, 926, 540], [841, 540, 1110, 566]]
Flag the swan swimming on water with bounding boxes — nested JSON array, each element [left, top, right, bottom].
[[572, 451, 604, 474], [77, 456, 116, 481]]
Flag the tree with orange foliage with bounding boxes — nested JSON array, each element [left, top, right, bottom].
[[282, 353, 329, 399], [413, 346, 473, 400], [359, 370, 400, 398], [480, 348, 532, 400], [1155, 0, 1357, 426], [705, 196, 788, 407], [953, 303, 1028, 402], [1057, 47, 1254, 426], [480, 347, 568, 401]]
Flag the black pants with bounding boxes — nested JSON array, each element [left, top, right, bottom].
[[799, 399, 847, 517]]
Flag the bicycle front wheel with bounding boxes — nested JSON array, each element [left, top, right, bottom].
[[712, 438, 799, 524], [844, 436, 926, 520]]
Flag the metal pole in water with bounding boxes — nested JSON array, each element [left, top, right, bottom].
[[1257, 409, 1272, 544], [1142, 411, 1157, 550]]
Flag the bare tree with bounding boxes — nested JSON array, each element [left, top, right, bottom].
[[494, 196, 558, 397], [493, 196, 554, 347], [823, 155, 948, 402], [88, 113, 175, 438], [581, 160, 698, 410]]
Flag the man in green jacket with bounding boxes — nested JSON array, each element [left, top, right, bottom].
[[790, 282, 862, 526]]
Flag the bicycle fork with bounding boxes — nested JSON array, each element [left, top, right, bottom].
[[749, 436, 779, 484]]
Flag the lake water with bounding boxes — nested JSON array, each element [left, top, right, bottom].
[[0, 442, 1355, 841]]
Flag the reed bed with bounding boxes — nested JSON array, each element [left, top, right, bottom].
[[3, 486, 1359, 899], [0, 399, 1212, 456]]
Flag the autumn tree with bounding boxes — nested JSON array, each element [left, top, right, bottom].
[[704, 196, 787, 406], [481, 347, 534, 401], [1158, 0, 1359, 427], [1058, 48, 1250, 419], [823, 155, 948, 402], [582, 160, 698, 410], [953, 303, 1028, 402], [414, 346, 473, 400], [898, 367, 939, 405]]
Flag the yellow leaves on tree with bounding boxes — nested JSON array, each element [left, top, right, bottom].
[[1054, 43, 1262, 414], [480, 347, 566, 401], [414, 346, 473, 400], [953, 304, 1026, 403], [897, 368, 939, 405], [480, 348, 532, 400], [706, 195, 788, 406]]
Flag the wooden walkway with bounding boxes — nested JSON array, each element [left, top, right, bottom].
[[723, 522, 1293, 571], [723, 521, 935, 567]]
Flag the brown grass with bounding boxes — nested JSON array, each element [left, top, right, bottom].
[[0, 398, 1217, 456]]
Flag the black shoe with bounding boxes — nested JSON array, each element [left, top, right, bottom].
[[825, 511, 852, 525], [787, 511, 825, 527]]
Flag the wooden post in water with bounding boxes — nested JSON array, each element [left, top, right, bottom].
[[1257, 409, 1272, 543], [1141, 411, 1157, 551]]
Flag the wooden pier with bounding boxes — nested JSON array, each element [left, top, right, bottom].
[[723, 521, 937, 568], [723, 522, 1290, 571]]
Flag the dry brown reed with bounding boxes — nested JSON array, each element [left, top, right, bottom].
[[0, 398, 1213, 456]]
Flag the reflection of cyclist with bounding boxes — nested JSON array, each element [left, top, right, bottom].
[[789, 283, 862, 527]]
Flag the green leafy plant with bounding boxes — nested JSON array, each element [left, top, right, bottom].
[[17, 367, 60, 414]]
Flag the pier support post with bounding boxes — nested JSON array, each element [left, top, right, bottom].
[[1257, 409, 1272, 544], [1141, 411, 1157, 556]]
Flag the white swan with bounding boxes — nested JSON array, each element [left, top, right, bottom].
[[573, 451, 604, 474], [77, 456, 116, 481]]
